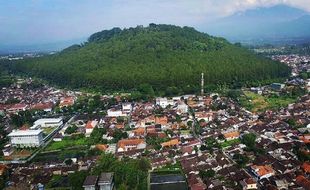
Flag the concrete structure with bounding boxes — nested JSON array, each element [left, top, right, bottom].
[[83, 175, 98, 190], [122, 103, 132, 113], [98, 172, 114, 190], [270, 83, 285, 91], [107, 108, 126, 117], [117, 139, 146, 152], [32, 118, 63, 129], [155, 97, 174, 108], [8, 130, 44, 147], [240, 178, 257, 190], [85, 120, 99, 137]]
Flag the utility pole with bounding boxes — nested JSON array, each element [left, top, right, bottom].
[[201, 73, 204, 96]]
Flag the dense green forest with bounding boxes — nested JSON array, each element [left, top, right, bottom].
[[3, 24, 291, 95], [0, 65, 14, 88]]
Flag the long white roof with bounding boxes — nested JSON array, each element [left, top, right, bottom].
[[34, 118, 62, 124], [8, 129, 43, 136]]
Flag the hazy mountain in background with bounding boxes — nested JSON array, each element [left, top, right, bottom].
[[0, 37, 86, 54], [205, 5, 310, 45]]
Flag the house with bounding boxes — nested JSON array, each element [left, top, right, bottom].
[[155, 116, 168, 125], [133, 127, 145, 137], [155, 97, 174, 108], [223, 131, 240, 141], [0, 165, 7, 176], [117, 139, 146, 152], [83, 175, 98, 190], [31, 102, 53, 112], [251, 165, 275, 179], [240, 178, 257, 190], [107, 108, 126, 117], [59, 97, 75, 108], [122, 103, 132, 113], [7, 103, 28, 113], [98, 172, 114, 190], [301, 162, 310, 173], [177, 103, 188, 114], [270, 83, 285, 91], [295, 175, 310, 190], [2, 144, 14, 156], [150, 173, 187, 190], [95, 144, 109, 152], [85, 120, 98, 137], [8, 129, 44, 147], [195, 112, 213, 122], [161, 139, 179, 148]]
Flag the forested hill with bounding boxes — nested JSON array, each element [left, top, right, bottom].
[[6, 24, 290, 95]]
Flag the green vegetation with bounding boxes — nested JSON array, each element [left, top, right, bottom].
[[11, 110, 34, 128], [64, 125, 78, 134], [45, 135, 88, 151], [240, 91, 296, 112], [241, 133, 256, 151], [233, 153, 250, 168], [4, 24, 290, 95], [92, 153, 150, 190], [0, 67, 14, 88], [220, 139, 240, 148]]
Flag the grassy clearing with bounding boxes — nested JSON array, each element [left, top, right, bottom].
[[45, 137, 88, 151], [240, 91, 296, 113], [220, 139, 240, 148]]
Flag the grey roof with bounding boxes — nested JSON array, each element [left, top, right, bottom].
[[98, 172, 114, 184], [150, 174, 186, 184], [83, 175, 98, 187]]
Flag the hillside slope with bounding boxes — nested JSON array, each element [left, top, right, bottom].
[[7, 24, 290, 94]]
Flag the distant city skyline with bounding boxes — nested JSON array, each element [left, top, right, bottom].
[[0, 0, 310, 47]]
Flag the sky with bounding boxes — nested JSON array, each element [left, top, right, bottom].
[[0, 0, 310, 46]]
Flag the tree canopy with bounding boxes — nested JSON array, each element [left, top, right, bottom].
[[4, 24, 290, 95]]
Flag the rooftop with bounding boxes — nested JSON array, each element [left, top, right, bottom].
[[8, 129, 43, 137], [98, 172, 114, 184]]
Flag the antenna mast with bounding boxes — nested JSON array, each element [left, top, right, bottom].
[[201, 73, 204, 96]]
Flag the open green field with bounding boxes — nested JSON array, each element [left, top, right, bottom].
[[240, 91, 296, 113], [45, 137, 88, 151], [220, 139, 240, 148]]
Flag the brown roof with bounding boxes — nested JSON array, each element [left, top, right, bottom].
[[117, 139, 145, 150], [161, 139, 179, 147]]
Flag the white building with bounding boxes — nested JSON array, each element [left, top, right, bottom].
[[32, 118, 63, 129], [155, 97, 174, 108], [176, 103, 188, 114], [107, 109, 126, 117], [85, 120, 99, 137], [8, 130, 44, 147], [122, 103, 132, 113]]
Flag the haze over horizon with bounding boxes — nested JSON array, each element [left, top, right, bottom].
[[1, 0, 310, 52]]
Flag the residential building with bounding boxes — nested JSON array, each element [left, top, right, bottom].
[[107, 108, 126, 117], [270, 83, 285, 91], [223, 131, 240, 141], [251, 165, 275, 179], [122, 103, 132, 113], [156, 97, 173, 108], [98, 172, 114, 190], [117, 139, 146, 152], [85, 120, 99, 137], [83, 175, 98, 190], [240, 178, 257, 190]]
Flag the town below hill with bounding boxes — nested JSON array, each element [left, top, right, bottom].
[[0, 46, 309, 189]]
